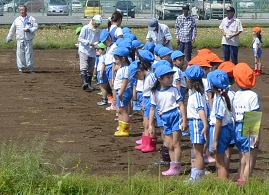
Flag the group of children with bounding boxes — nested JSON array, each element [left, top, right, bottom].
[[77, 14, 262, 183]]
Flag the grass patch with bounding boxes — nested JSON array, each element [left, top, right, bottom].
[[0, 136, 269, 193], [1, 26, 269, 49]]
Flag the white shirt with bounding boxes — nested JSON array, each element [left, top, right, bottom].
[[219, 17, 243, 47], [109, 24, 123, 40], [232, 89, 260, 122], [202, 78, 212, 101], [228, 87, 235, 108], [146, 23, 172, 49], [172, 66, 186, 88], [7, 15, 38, 41], [104, 43, 117, 66], [187, 91, 207, 119], [136, 79, 144, 92], [97, 54, 105, 71], [151, 86, 182, 113], [209, 95, 231, 126], [252, 37, 261, 49], [114, 65, 131, 90], [143, 72, 156, 97]]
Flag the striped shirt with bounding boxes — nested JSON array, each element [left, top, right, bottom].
[[174, 14, 197, 43]]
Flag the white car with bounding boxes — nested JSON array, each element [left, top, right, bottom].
[[238, 1, 255, 8], [0, 0, 3, 16], [4, 1, 17, 12], [71, 0, 82, 12]]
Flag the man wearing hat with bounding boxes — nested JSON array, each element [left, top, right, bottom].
[[174, 4, 197, 62], [78, 14, 102, 92], [219, 6, 243, 65], [146, 18, 173, 49]]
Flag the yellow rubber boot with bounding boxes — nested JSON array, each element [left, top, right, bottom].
[[114, 121, 122, 136], [114, 121, 130, 137]]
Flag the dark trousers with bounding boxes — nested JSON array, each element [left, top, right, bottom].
[[222, 44, 238, 65], [177, 41, 192, 62]]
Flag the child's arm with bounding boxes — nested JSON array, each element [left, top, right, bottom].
[[118, 79, 128, 101], [212, 118, 222, 153], [175, 80, 181, 91], [133, 85, 137, 100], [99, 64, 105, 80], [148, 106, 156, 136], [198, 109, 208, 140], [207, 92, 213, 110], [178, 101, 187, 131]]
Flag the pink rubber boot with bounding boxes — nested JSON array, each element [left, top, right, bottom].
[[135, 135, 149, 150], [162, 162, 181, 176], [141, 137, 157, 153], [135, 132, 144, 145]]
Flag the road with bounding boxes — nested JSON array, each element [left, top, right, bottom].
[[1, 12, 269, 26]]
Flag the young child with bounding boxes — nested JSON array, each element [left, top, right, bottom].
[[171, 50, 186, 100], [232, 63, 260, 183], [207, 69, 233, 179], [113, 46, 133, 137], [252, 27, 262, 76], [158, 47, 173, 62], [96, 43, 108, 106], [184, 65, 208, 182], [148, 65, 187, 176]]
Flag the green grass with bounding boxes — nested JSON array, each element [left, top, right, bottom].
[[0, 136, 269, 194], [1, 25, 269, 49]]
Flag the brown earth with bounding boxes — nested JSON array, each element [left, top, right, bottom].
[[0, 48, 269, 179]]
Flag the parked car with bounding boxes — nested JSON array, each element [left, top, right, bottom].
[[71, 0, 82, 12], [4, 0, 17, 12], [238, 0, 255, 8], [25, 0, 44, 12], [84, 0, 102, 18], [0, 0, 3, 15], [47, 0, 69, 16], [114, 0, 136, 18]]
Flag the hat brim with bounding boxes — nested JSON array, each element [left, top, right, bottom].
[[95, 43, 106, 49], [94, 20, 102, 24], [148, 26, 156, 31]]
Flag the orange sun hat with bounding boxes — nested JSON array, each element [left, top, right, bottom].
[[188, 56, 212, 68], [203, 53, 223, 63], [197, 48, 212, 56], [218, 61, 236, 77], [252, 27, 262, 33], [233, 63, 256, 89]]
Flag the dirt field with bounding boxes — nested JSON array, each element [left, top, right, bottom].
[[0, 48, 268, 179]]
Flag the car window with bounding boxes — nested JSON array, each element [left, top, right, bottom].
[[50, 0, 67, 5], [117, 1, 133, 7], [87, 0, 99, 7]]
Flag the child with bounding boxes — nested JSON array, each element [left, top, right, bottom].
[[218, 61, 236, 176], [96, 43, 108, 106], [158, 47, 173, 62], [232, 63, 260, 183], [252, 27, 262, 76], [148, 65, 187, 176], [171, 50, 186, 100], [184, 65, 208, 182], [207, 70, 233, 179], [144, 42, 155, 54], [113, 46, 133, 137], [108, 12, 123, 43]]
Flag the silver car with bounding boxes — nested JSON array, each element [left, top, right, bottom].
[[0, 0, 4, 16], [47, 0, 69, 16]]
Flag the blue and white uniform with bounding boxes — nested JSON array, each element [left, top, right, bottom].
[[232, 89, 260, 152], [136, 79, 144, 106], [104, 43, 117, 80], [151, 86, 183, 135], [202, 78, 212, 119], [209, 95, 233, 154], [97, 54, 108, 84], [143, 72, 156, 119], [187, 91, 207, 144], [173, 66, 186, 100], [114, 65, 132, 107], [252, 37, 262, 58], [109, 24, 123, 43]]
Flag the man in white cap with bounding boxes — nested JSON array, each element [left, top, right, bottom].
[[78, 14, 102, 92], [146, 18, 172, 49]]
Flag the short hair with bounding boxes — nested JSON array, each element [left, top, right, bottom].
[[19, 5, 27, 11]]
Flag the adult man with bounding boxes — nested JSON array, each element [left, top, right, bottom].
[[146, 18, 172, 49], [78, 14, 102, 92], [174, 4, 197, 62], [219, 6, 243, 65], [6, 5, 38, 73]]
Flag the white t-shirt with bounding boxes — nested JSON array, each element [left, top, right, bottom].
[[232, 89, 260, 122], [252, 37, 261, 49], [202, 78, 212, 101], [136, 79, 144, 92], [97, 54, 105, 71], [151, 86, 182, 113], [172, 66, 186, 88], [187, 91, 207, 119], [114, 65, 130, 90], [109, 24, 123, 40], [209, 95, 231, 126], [104, 43, 117, 66], [228, 87, 235, 108], [219, 17, 243, 47], [143, 72, 156, 97]]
